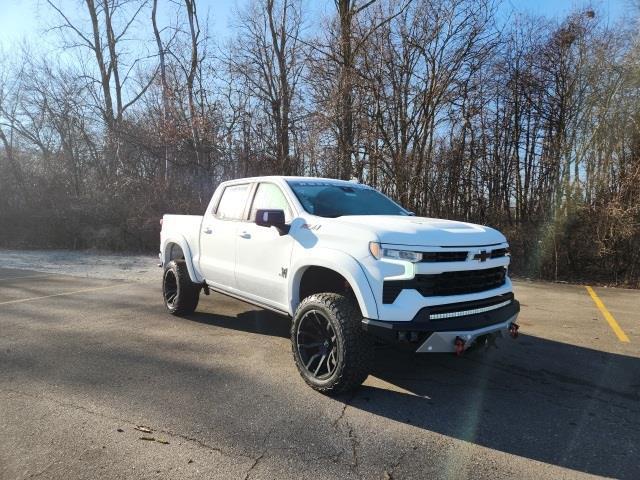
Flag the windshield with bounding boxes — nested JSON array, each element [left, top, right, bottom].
[[287, 181, 408, 218]]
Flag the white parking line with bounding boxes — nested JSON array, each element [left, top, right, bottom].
[[0, 284, 123, 306]]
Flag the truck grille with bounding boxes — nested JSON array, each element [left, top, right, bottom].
[[420, 247, 509, 263], [382, 267, 507, 304], [420, 251, 468, 262], [488, 247, 509, 259]]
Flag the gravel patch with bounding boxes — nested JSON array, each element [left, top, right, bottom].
[[0, 249, 160, 283]]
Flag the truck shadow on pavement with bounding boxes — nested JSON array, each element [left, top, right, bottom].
[[187, 308, 639, 479], [187, 309, 292, 338], [3, 280, 639, 480], [360, 337, 639, 479]]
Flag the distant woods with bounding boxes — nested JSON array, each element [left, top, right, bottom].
[[0, 0, 639, 285]]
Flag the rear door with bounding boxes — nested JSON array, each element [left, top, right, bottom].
[[235, 182, 296, 310], [199, 183, 251, 290]]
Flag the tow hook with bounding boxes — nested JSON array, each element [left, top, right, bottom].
[[454, 336, 465, 356], [509, 322, 520, 338]]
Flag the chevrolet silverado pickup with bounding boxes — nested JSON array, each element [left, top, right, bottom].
[[159, 176, 520, 393]]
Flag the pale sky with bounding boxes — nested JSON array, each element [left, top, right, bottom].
[[0, 0, 631, 50]]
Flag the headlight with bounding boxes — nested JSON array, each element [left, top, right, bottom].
[[369, 242, 422, 263]]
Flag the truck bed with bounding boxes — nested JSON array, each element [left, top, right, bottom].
[[161, 214, 203, 266]]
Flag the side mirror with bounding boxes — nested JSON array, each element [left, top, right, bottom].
[[255, 209, 289, 235]]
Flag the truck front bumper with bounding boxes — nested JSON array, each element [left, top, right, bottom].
[[362, 294, 520, 353]]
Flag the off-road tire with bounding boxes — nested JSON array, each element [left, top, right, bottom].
[[162, 260, 200, 315], [291, 293, 373, 394]]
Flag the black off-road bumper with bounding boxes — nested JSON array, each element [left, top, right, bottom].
[[362, 293, 520, 353]]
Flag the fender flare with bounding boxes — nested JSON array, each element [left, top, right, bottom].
[[288, 248, 379, 319], [161, 236, 202, 283]]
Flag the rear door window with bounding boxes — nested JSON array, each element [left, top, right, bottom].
[[214, 184, 250, 220]]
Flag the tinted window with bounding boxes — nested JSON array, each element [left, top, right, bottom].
[[250, 183, 292, 223], [287, 181, 407, 218], [215, 184, 250, 220]]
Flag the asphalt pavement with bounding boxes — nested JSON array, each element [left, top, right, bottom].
[[0, 267, 638, 479]]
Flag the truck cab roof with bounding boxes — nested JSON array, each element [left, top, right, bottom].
[[220, 176, 360, 187]]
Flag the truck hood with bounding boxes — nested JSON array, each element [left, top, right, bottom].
[[331, 215, 506, 247]]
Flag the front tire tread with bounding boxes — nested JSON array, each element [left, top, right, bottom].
[[292, 293, 373, 394]]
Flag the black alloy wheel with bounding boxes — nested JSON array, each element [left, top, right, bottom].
[[291, 293, 373, 394], [163, 268, 178, 309], [162, 259, 200, 315], [296, 309, 339, 379]]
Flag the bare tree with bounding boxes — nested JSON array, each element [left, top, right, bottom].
[[1, 1, 639, 285], [225, 0, 305, 175], [152, 0, 170, 180]]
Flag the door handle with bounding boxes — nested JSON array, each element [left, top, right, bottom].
[[239, 231, 251, 239], [203, 227, 213, 234]]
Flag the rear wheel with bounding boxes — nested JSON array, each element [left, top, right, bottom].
[[163, 260, 200, 315], [291, 293, 373, 394]]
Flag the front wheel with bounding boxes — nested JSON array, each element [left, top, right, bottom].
[[291, 293, 373, 394], [162, 260, 200, 315]]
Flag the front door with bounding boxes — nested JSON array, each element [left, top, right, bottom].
[[235, 182, 295, 310]]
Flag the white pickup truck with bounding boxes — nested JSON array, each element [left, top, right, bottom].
[[160, 176, 520, 393]]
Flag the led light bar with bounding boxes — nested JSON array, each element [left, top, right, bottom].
[[429, 300, 512, 320]]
